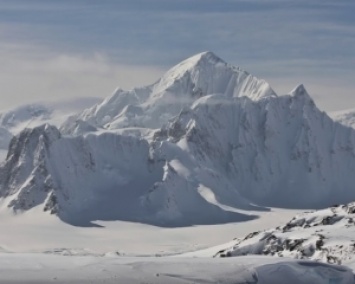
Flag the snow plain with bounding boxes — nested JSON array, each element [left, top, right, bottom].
[[1, 254, 354, 284], [1, 205, 328, 283], [2, 204, 355, 283], [0, 204, 300, 256]]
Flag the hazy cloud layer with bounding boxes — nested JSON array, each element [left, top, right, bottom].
[[0, 44, 164, 110], [0, 0, 354, 111]]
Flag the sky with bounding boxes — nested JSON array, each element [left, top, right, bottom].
[[0, 0, 354, 112]]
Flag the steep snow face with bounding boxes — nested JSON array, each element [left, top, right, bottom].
[[61, 52, 276, 133], [145, 85, 355, 209], [0, 124, 61, 212], [151, 51, 275, 101], [216, 202, 355, 267], [0, 124, 164, 225], [0, 123, 255, 226]]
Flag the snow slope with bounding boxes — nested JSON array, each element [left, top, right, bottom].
[[0, 253, 353, 284], [148, 84, 355, 209], [214, 202, 355, 269], [2, 52, 355, 227], [0, 123, 255, 226]]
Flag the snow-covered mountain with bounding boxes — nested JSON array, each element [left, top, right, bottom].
[[0, 104, 52, 130], [0, 104, 51, 154], [215, 202, 355, 267], [0, 98, 101, 161], [1, 52, 355, 226], [61, 51, 276, 134]]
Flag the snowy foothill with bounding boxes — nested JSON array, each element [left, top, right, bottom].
[[191, 203, 355, 267]]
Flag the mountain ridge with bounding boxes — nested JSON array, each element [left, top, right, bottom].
[[60, 52, 276, 134], [1, 52, 355, 227]]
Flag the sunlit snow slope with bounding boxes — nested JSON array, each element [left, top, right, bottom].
[[215, 202, 355, 268]]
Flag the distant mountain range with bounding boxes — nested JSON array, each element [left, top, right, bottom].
[[0, 98, 101, 159]]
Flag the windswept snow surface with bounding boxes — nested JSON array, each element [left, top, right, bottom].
[[211, 202, 355, 269], [0, 254, 354, 284], [0, 203, 299, 255]]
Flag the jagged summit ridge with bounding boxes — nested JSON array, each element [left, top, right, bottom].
[[152, 51, 276, 100], [152, 51, 228, 93], [61, 52, 277, 133], [164, 51, 226, 74]]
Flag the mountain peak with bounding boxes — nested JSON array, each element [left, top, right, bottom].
[[184, 51, 225, 66], [159, 51, 227, 83], [61, 51, 277, 132], [152, 51, 274, 102], [290, 84, 308, 97], [289, 84, 315, 106]]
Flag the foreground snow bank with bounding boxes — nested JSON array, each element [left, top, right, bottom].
[[0, 253, 353, 284], [215, 202, 355, 267]]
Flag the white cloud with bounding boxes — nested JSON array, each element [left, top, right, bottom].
[[0, 43, 353, 113], [0, 1, 354, 112], [244, 59, 355, 112], [0, 44, 164, 110]]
